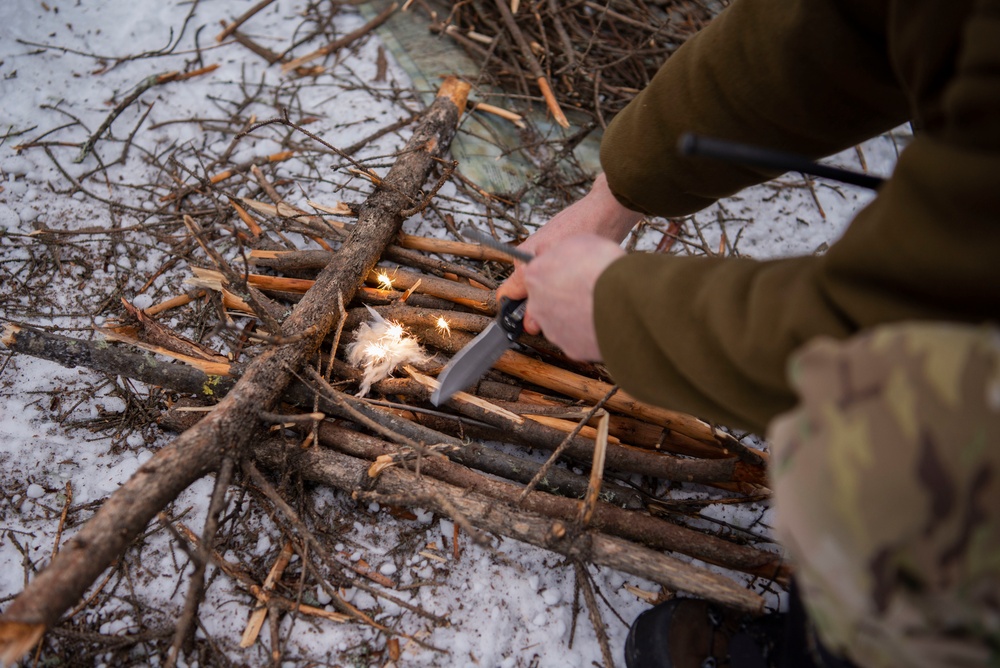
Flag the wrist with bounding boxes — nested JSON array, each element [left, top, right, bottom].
[[588, 173, 644, 242]]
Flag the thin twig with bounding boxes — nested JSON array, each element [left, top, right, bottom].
[[575, 561, 615, 668], [166, 455, 236, 668], [216, 0, 279, 42], [517, 385, 619, 504]]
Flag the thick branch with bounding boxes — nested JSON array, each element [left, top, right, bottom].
[[3, 322, 761, 488], [0, 78, 471, 662], [251, 439, 767, 615], [307, 422, 789, 583], [1, 324, 236, 397], [419, 326, 769, 470]]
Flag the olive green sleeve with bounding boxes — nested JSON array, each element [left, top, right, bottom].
[[599, 0, 908, 215], [594, 3, 1000, 434]]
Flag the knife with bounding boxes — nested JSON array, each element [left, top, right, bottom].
[[430, 231, 532, 406], [430, 297, 527, 406]]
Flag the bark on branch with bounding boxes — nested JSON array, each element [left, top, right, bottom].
[[250, 439, 767, 615], [0, 77, 471, 663], [305, 421, 789, 584]]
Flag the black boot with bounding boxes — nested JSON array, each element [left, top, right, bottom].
[[624, 584, 856, 668], [624, 598, 782, 668]]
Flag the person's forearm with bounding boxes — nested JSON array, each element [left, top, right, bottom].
[[580, 173, 645, 242]]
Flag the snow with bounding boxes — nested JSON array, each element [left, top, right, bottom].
[[0, 0, 906, 665]]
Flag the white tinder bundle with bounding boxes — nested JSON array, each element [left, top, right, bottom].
[[346, 305, 428, 396]]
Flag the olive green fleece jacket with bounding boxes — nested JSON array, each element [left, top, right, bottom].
[[594, 0, 1000, 434]]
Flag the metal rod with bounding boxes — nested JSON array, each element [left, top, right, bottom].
[[678, 133, 885, 191], [462, 228, 535, 263]]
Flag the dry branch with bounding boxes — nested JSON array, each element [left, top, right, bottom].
[[229, 29, 287, 65], [75, 68, 217, 164], [416, 326, 769, 471], [576, 561, 615, 668], [438, 0, 718, 122], [237, 197, 350, 236], [239, 541, 294, 648], [492, 0, 569, 128], [0, 77, 471, 664], [253, 244, 501, 290], [1, 324, 235, 398], [250, 438, 767, 615], [173, 525, 351, 627], [216, 0, 279, 42], [303, 409, 787, 581], [407, 367, 766, 487], [471, 101, 526, 128], [114, 298, 229, 364], [281, 3, 399, 72]]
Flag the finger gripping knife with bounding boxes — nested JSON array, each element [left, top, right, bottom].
[[430, 230, 531, 406]]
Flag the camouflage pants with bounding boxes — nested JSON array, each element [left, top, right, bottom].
[[767, 322, 1000, 668]]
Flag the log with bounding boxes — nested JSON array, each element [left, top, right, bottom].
[[216, 261, 497, 312], [343, 304, 493, 335], [0, 324, 237, 398], [248, 242, 499, 290], [2, 323, 648, 509], [418, 326, 769, 469], [495, 398, 673, 450], [304, 375, 649, 509], [302, 423, 788, 583], [188, 265, 496, 314], [249, 232, 518, 267], [406, 369, 767, 487], [281, 3, 399, 73], [250, 439, 767, 614], [0, 77, 471, 663]]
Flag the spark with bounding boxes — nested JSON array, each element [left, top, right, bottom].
[[377, 271, 394, 291], [386, 321, 405, 341], [436, 317, 451, 336], [361, 320, 405, 362], [363, 341, 389, 362]]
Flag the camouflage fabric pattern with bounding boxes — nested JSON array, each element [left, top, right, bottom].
[[767, 322, 1000, 667]]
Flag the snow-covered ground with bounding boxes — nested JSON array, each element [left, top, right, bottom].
[[0, 0, 905, 665]]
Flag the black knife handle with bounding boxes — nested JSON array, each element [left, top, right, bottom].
[[499, 297, 527, 341]]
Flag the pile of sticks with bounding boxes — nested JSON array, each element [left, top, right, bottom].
[[1, 73, 781, 665], [430, 0, 723, 127]]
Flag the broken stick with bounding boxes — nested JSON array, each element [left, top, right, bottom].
[[492, 0, 570, 128]]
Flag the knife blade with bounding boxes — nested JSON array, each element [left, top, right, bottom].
[[430, 230, 534, 406], [430, 296, 527, 406]]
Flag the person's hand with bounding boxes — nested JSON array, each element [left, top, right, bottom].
[[497, 173, 642, 334], [521, 233, 626, 361]]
